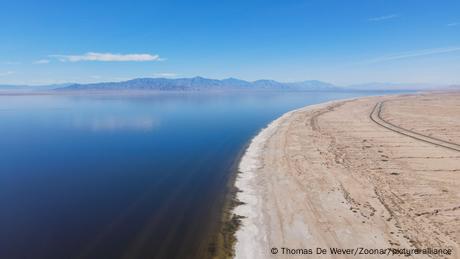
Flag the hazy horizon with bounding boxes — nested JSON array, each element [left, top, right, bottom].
[[0, 76, 452, 88]]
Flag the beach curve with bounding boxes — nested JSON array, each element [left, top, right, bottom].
[[232, 93, 460, 259]]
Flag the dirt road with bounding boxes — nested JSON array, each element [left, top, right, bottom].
[[234, 93, 460, 259]]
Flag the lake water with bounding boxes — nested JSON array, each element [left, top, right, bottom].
[[0, 91, 392, 259]]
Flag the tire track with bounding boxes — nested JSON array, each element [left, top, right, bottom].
[[370, 101, 460, 152]]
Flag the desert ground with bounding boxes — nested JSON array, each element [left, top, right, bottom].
[[234, 92, 460, 258]]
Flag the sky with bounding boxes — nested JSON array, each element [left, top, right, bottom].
[[1, 0, 459, 85]]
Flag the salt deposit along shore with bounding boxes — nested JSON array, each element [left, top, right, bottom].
[[233, 93, 460, 259]]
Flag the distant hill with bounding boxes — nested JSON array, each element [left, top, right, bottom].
[[0, 83, 73, 92], [57, 77, 343, 91], [286, 80, 339, 91], [2, 78, 454, 93], [345, 82, 448, 91]]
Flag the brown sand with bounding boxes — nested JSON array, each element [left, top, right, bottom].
[[234, 93, 460, 258]]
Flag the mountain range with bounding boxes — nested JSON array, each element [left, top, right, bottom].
[[57, 77, 340, 91], [1, 77, 455, 92]]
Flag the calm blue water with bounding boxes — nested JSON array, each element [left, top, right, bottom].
[[0, 91, 392, 259]]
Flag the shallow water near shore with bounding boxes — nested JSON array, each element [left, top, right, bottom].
[[0, 91, 398, 259]]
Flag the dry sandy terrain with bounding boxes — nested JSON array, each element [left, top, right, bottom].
[[234, 93, 460, 259]]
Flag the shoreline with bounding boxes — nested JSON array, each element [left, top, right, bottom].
[[232, 99, 355, 259], [211, 141, 249, 259], [231, 93, 460, 258]]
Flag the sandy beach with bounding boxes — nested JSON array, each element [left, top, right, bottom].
[[233, 93, 460, 258]]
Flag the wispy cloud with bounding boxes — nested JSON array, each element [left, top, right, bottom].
[[50, 52, 163, 62], [153, 73, 179, 78], [0, 71, 15, 76], [369, 14, 399, 22], [363, 46, 460, 64], [1, 61, 21, 65], [447, 22, 459, 27], [34, 59, 50, 64]]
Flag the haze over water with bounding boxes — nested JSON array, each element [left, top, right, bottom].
[[0, 91, 391, 259]]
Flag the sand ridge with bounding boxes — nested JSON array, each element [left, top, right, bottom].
[[233, 93, 460, 259]]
